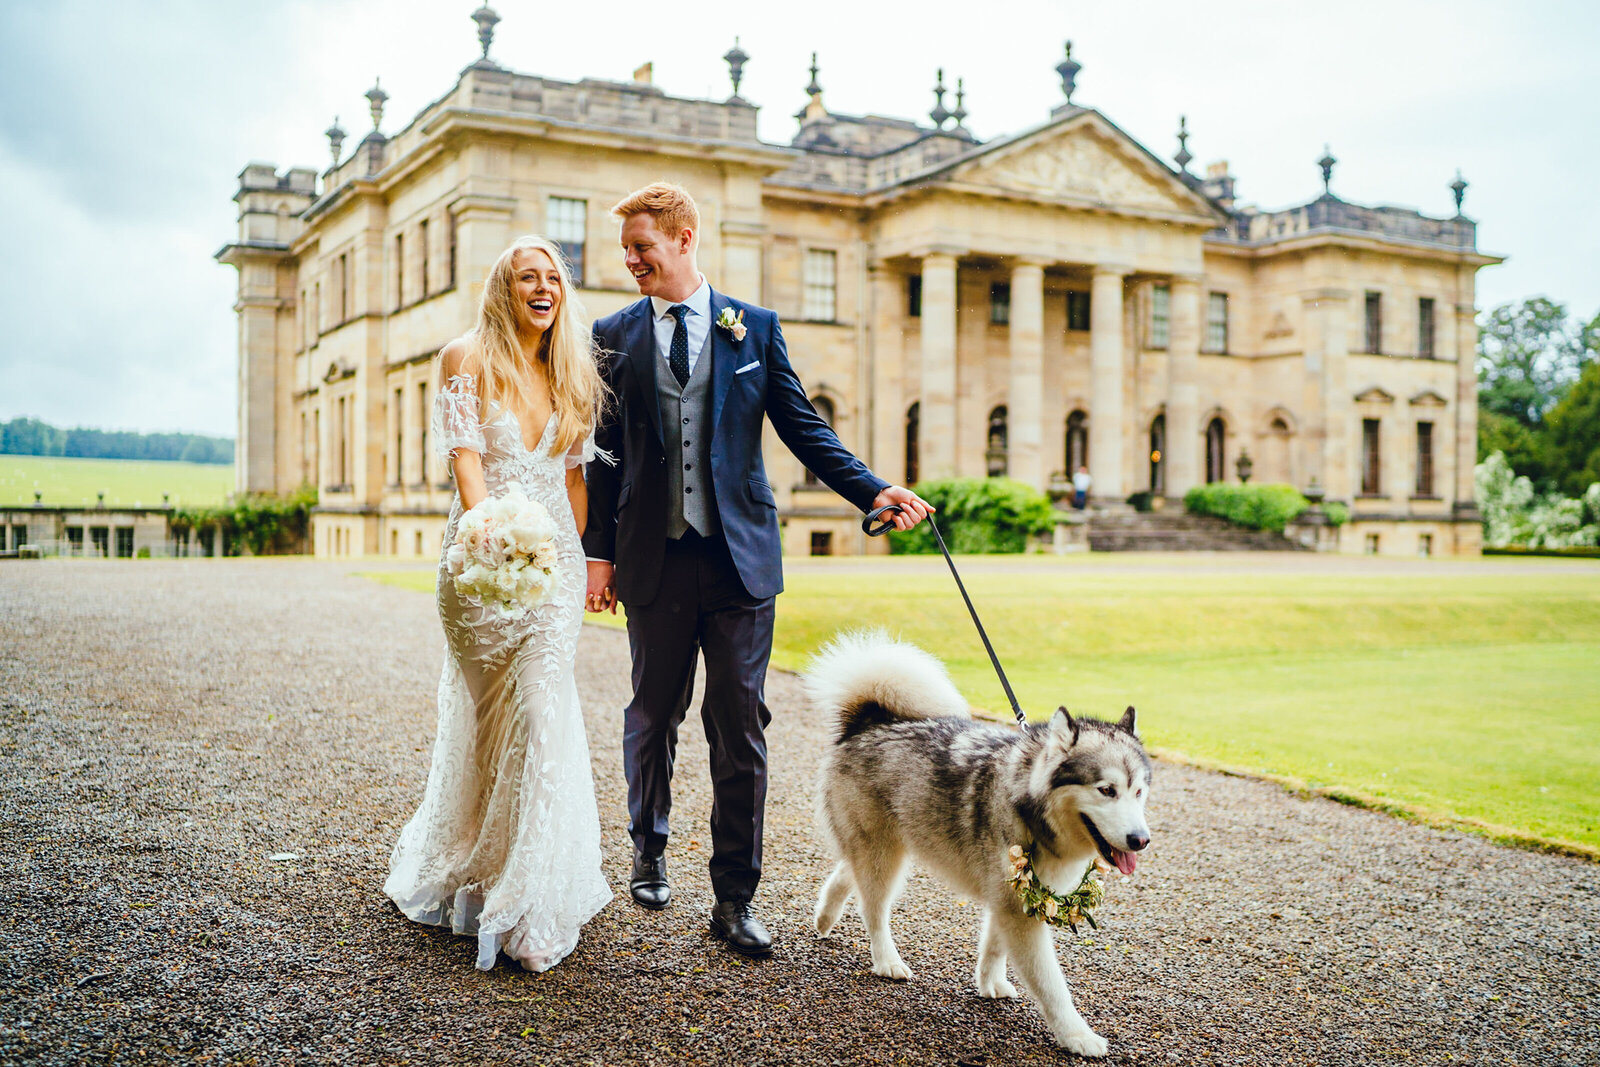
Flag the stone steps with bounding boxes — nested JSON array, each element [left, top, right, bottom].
[[1086, 509, 1305, 552]]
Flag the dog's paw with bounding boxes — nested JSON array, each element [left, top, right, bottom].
[[974, 973, 1018, 999], [870, 955, 913, 981], [813, 907, 837, 937], [1057, 1029, 1108, 1058]]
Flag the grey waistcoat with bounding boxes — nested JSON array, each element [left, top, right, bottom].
[[655, 327, 720, 539]]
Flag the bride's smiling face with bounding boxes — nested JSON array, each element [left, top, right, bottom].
[[512, 248, 562, 335]]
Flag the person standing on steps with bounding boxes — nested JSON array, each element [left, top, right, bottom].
[[582, 182, 931, 956]]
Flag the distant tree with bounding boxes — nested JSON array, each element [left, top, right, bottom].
[[1477, 298, 1593, 427], [0, 416, 233, 464], [1477, 409, 1552, 487], [1544, 358, 1600, 498], [1, 418, 67, 456]]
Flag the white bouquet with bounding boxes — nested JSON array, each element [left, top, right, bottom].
[[444, 488, 563, 619]]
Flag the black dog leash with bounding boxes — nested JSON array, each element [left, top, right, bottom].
[[862, 504, 1027, 727]]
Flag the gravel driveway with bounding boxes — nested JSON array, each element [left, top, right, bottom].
[[1, 559, 1595, 1066]]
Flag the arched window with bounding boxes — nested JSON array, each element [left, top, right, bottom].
[[1065, 410, 1089, 475], [803, 396, 836, 486], [1206, 417, 1226, 483], [1149, 414, 1166, 496], [986, 405, 1008, 477], [905, 402, 920, 486]]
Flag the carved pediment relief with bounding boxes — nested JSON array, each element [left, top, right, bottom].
[[1354, 385, 1396, 405], [1409, 388, 1449, 407], [1265, 311, 1294, 339], [323, 361, 355, 384], [951, 122, 1203, 216]]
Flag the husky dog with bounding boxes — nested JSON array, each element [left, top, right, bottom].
[[807, 632, 1151, 1058]]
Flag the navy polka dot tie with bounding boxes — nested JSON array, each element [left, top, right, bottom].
[[667, 304, 690, 388]]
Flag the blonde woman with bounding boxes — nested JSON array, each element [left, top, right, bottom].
[[386, 235, 612, 971]]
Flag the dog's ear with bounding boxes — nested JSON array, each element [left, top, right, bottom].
[[1118, 706, 1138, 736], [1050, 706, 1081, 746]]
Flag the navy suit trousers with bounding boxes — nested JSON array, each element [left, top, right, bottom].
[[622, 531, 774, 903]]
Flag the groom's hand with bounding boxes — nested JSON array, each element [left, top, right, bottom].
[[871, 486, 934, 531], [586, 560, 617, 614]]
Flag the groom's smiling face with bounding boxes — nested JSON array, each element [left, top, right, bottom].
[[619, 213, 697, 300]]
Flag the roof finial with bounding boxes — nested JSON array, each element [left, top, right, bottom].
[[470, 5, 500, 67], [952, 77, 968, 129], [1174, 115, 1192, 174], [724, 37, 750, 102], [805, 52, 822, 97], [365, 79, 388, 131], [930, 68, 951, 128], [1450, 169, 1468, 216], [1056, 41, 1081, 104], [1317, 144, 1337, 197], [325, 116, 346, 170]]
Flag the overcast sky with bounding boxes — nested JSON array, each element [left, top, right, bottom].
[[2, 0, 1595, 436]]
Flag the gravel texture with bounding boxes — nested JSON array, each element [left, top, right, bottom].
[[1, 558, 1596, 1066]]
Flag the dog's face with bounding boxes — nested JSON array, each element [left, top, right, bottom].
[[1036, 707, 1152, 875]]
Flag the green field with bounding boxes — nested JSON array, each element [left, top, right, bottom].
[[362, 556, 1600, 857], [1, 455, 234, 508]]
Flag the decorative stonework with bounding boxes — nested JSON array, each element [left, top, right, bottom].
[[958, 128, 1194, 214]]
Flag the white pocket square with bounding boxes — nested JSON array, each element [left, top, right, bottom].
[[735, 361, 762, 375]]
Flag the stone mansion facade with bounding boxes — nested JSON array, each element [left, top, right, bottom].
[[219, 11, 1500, 558]]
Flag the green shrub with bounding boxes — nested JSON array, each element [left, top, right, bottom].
[[1184, 483, 1313, 532], [889, 477, 1055, 555], [173, 483, 317, 556]]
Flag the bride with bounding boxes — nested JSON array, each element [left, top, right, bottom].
[[385, 234, 612, 971]]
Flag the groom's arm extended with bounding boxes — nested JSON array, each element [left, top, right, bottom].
[[763, 314, 930, 530], [583, 340, 621, 609]]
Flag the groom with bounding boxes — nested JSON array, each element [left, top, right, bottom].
[[582, 182, 928, 956]]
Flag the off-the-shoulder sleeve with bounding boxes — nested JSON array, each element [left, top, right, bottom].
[[432, 373, 486, 461]]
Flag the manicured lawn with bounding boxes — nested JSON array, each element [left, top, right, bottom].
[[0, 455, 234, 508], [362, 556, 1600, 857]]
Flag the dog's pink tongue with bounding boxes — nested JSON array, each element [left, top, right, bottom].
[[1113, 850, 1138, 876]]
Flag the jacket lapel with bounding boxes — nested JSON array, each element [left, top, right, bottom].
[[708, 289, 736, 433], [624, 299, 664, 445]]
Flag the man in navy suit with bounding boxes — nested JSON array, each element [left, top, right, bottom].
[[583, 183, 929, 955]]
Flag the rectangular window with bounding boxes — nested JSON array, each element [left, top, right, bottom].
[[1418, 297, 1436, 359], [66, 526, 84, 553], [312, 282, 321, 337], [1361, 418, 1382, 495], [1364, 291, 1382, 354], [336, 396, 348, 487], [1150, 284, 1170, 349], [419, 219, 431, 298], [1415, 421, 1435, 496], [810, 531, 834, 556], [907, 274, 922, 318], [394, 233, 404, 309], [1365, 533, 1381, 555], [90, 526, 109, 557], [446, 211, 457, 289], [1066, 290, 1091, 332], [115, 527, 134, 559], [11, 524, 25, 549], [300, 288, 309, 346], [1205, 292, 1229, 353], [300, 412, 309, 483], [547, 197, 588, 286], [1418, 532, 1433, 557], [417, 382, 429, 484], [989, 282, 1011, 326], [802, 249, 838, 322], [338, 253, 349, 322], [393, 387, 405, 485]]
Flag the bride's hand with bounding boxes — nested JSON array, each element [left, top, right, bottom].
[[585, 560, 617, 614]]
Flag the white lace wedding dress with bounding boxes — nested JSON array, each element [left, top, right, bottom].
[[385, 372, 612, 971]]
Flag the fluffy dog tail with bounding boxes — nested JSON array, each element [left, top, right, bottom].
[[804, 629, 970, 742]]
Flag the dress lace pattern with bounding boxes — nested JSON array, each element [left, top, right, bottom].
[[385, 373, 611, 972]]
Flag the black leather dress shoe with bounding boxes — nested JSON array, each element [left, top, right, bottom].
[[629, 852, 670, 910], [709, 900, 772, 957]]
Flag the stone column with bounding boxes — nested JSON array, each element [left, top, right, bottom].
[[1301, 288, 1352, 501], [1166, 275, 1202, 498], [869, 263, 906, 485], [1089, 265, 1130, 499], [1453, 302, 1480, 514], [1006, 260, 1047, 488], [919, 251, 960, 481]]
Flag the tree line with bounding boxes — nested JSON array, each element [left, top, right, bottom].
[[0, 417, 234, 465]]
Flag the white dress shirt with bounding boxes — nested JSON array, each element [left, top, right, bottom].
[[649, 275, 712, 377]]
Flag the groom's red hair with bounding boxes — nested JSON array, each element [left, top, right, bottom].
[[611, 182, 699, 240]]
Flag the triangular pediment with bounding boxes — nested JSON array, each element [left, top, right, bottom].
[[1355, 385, 1396, 404], [937, 112, 1220, 221], [1409, 388, 1449, 407]]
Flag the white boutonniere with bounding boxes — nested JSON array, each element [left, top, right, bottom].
[[716, 307, 747, 342]]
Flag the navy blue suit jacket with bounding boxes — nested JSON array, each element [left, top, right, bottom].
[[583, 290, 887, 605]]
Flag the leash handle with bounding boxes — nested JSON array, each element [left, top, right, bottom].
[[861, 505, 1027, 726]]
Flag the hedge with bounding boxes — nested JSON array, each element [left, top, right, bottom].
[[1183, 483, 1346, 532], [889, 477, 1056, 554]]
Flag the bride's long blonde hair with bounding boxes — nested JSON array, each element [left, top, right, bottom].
[[462, 235, 606, 457]]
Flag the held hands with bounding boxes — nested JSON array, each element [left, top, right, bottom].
[[585, 560, 618, 614], [870, 486, 935, 532]]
